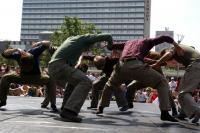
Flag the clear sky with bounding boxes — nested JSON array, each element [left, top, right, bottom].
[[0, 0, 200, 49]]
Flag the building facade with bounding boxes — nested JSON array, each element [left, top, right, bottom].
[[21, 0, 151, 41], [155, 29, 174, 52]]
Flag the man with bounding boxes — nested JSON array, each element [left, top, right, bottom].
[[48, 33, 113, 122], [152, 44, 200, 123], [101, 35, 183, 122], [125, 51, 178, 116], [0, 41, 57, 112], [168, 77, 177, 97], [81, 55, 129, 112]]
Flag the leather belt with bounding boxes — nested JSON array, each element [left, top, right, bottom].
[[121, 58, 137, 62]]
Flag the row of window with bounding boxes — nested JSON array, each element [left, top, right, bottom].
[[24, 1, 144, 7], [22, 18, 144, 23], [113, 35, 143, 40], [21, 29, 143, 35], [23, 7, 144, 13], [21, 24, 144, 29], [21, 34, 143, 40], [22, 13, 144, 19], [23, 7, 145, 12]]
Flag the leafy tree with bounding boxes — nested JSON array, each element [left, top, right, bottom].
[[41, 17, 102, 67], [50, 16, 100, 47]]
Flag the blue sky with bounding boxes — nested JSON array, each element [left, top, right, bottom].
[[0, 0, 200, 49]]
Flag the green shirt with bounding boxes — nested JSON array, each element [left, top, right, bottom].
[[49, 33, 113, 66], [172, 44, 200, 67]]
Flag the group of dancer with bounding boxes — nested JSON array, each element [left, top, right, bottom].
[[0, 33, 199, 124]]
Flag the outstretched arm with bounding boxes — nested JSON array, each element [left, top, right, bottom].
[[32, 40, 51, 48], [2, 48, 20, 57], [74, 54, 95, 69], [150, 51, 173, 69]]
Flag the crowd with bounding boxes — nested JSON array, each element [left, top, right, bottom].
[[0, 33, 200, 124]]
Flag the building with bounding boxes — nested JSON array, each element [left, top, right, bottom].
[[155, 28, 174, 52], [9, 41, 32, 50], [0, 41, 9, 53], [21, 0, 151, 42]]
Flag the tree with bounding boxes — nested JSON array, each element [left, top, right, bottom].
[[41, 17, 102, 67], [50, 16, 100, 47]]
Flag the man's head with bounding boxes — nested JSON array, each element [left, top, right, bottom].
[[93, 55, 106, 70]]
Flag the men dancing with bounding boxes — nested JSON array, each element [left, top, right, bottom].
[[48, 33, 113, 122], [152, 44, 200, 123], [80, 55, 129, 111], [0, 41, 57, 112], [100, 35, 183, 122]]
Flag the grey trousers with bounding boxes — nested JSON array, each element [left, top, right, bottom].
[[93, 74, 128, 108], [178, 61, 200, 117], [48, 60, 92, 114], [101, 60, 171, 111]]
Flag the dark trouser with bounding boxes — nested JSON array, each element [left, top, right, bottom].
[[100, 60, 171, 111], [0, 72, 56, 105], [98, 75, 128, 107], [178, 61, 200, 117], [48, 60, 92, 114], [61, 83, 75, 109], [90, 74, 108, 107]]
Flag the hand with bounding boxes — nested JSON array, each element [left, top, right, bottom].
[[17, 48, 23, 53], [150, 63, 160, 70], [173, 41, 184, 56], [74, 63, 81, 69], [41, 40, 51, 47]]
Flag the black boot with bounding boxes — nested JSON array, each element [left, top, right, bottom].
[[51, 104, 58, 112], [175, 113, 187, 120], [60, 109, 82, 122], [119, 105, 129, 111], [0, 100, 6, 107], [161, 110, 178, 122], [96, 106, 104, 114], [172, 107, 178, 116], [128, 103, 134, 109]]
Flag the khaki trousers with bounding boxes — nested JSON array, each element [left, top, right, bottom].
[[178, 61, 200, 117], [100, 60, 171, 111], [48, 60, 92, 114]]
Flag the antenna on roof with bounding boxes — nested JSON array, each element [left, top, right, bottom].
[[177, 34, 184, 44]]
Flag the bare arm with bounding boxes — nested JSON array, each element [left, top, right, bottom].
[[151, 51, 173, 69], [32, 40, 51, 48], [2, 48, 21, 57]]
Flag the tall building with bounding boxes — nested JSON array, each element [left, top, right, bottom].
[[21, 0, 151, 41], [155, 28, 174, 52]]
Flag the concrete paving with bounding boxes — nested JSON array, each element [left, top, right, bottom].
[[0, 96, 199, 133]]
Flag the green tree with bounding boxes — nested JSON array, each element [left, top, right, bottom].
[[41, 17, 102, 67], [50, 16, 100, 47]]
